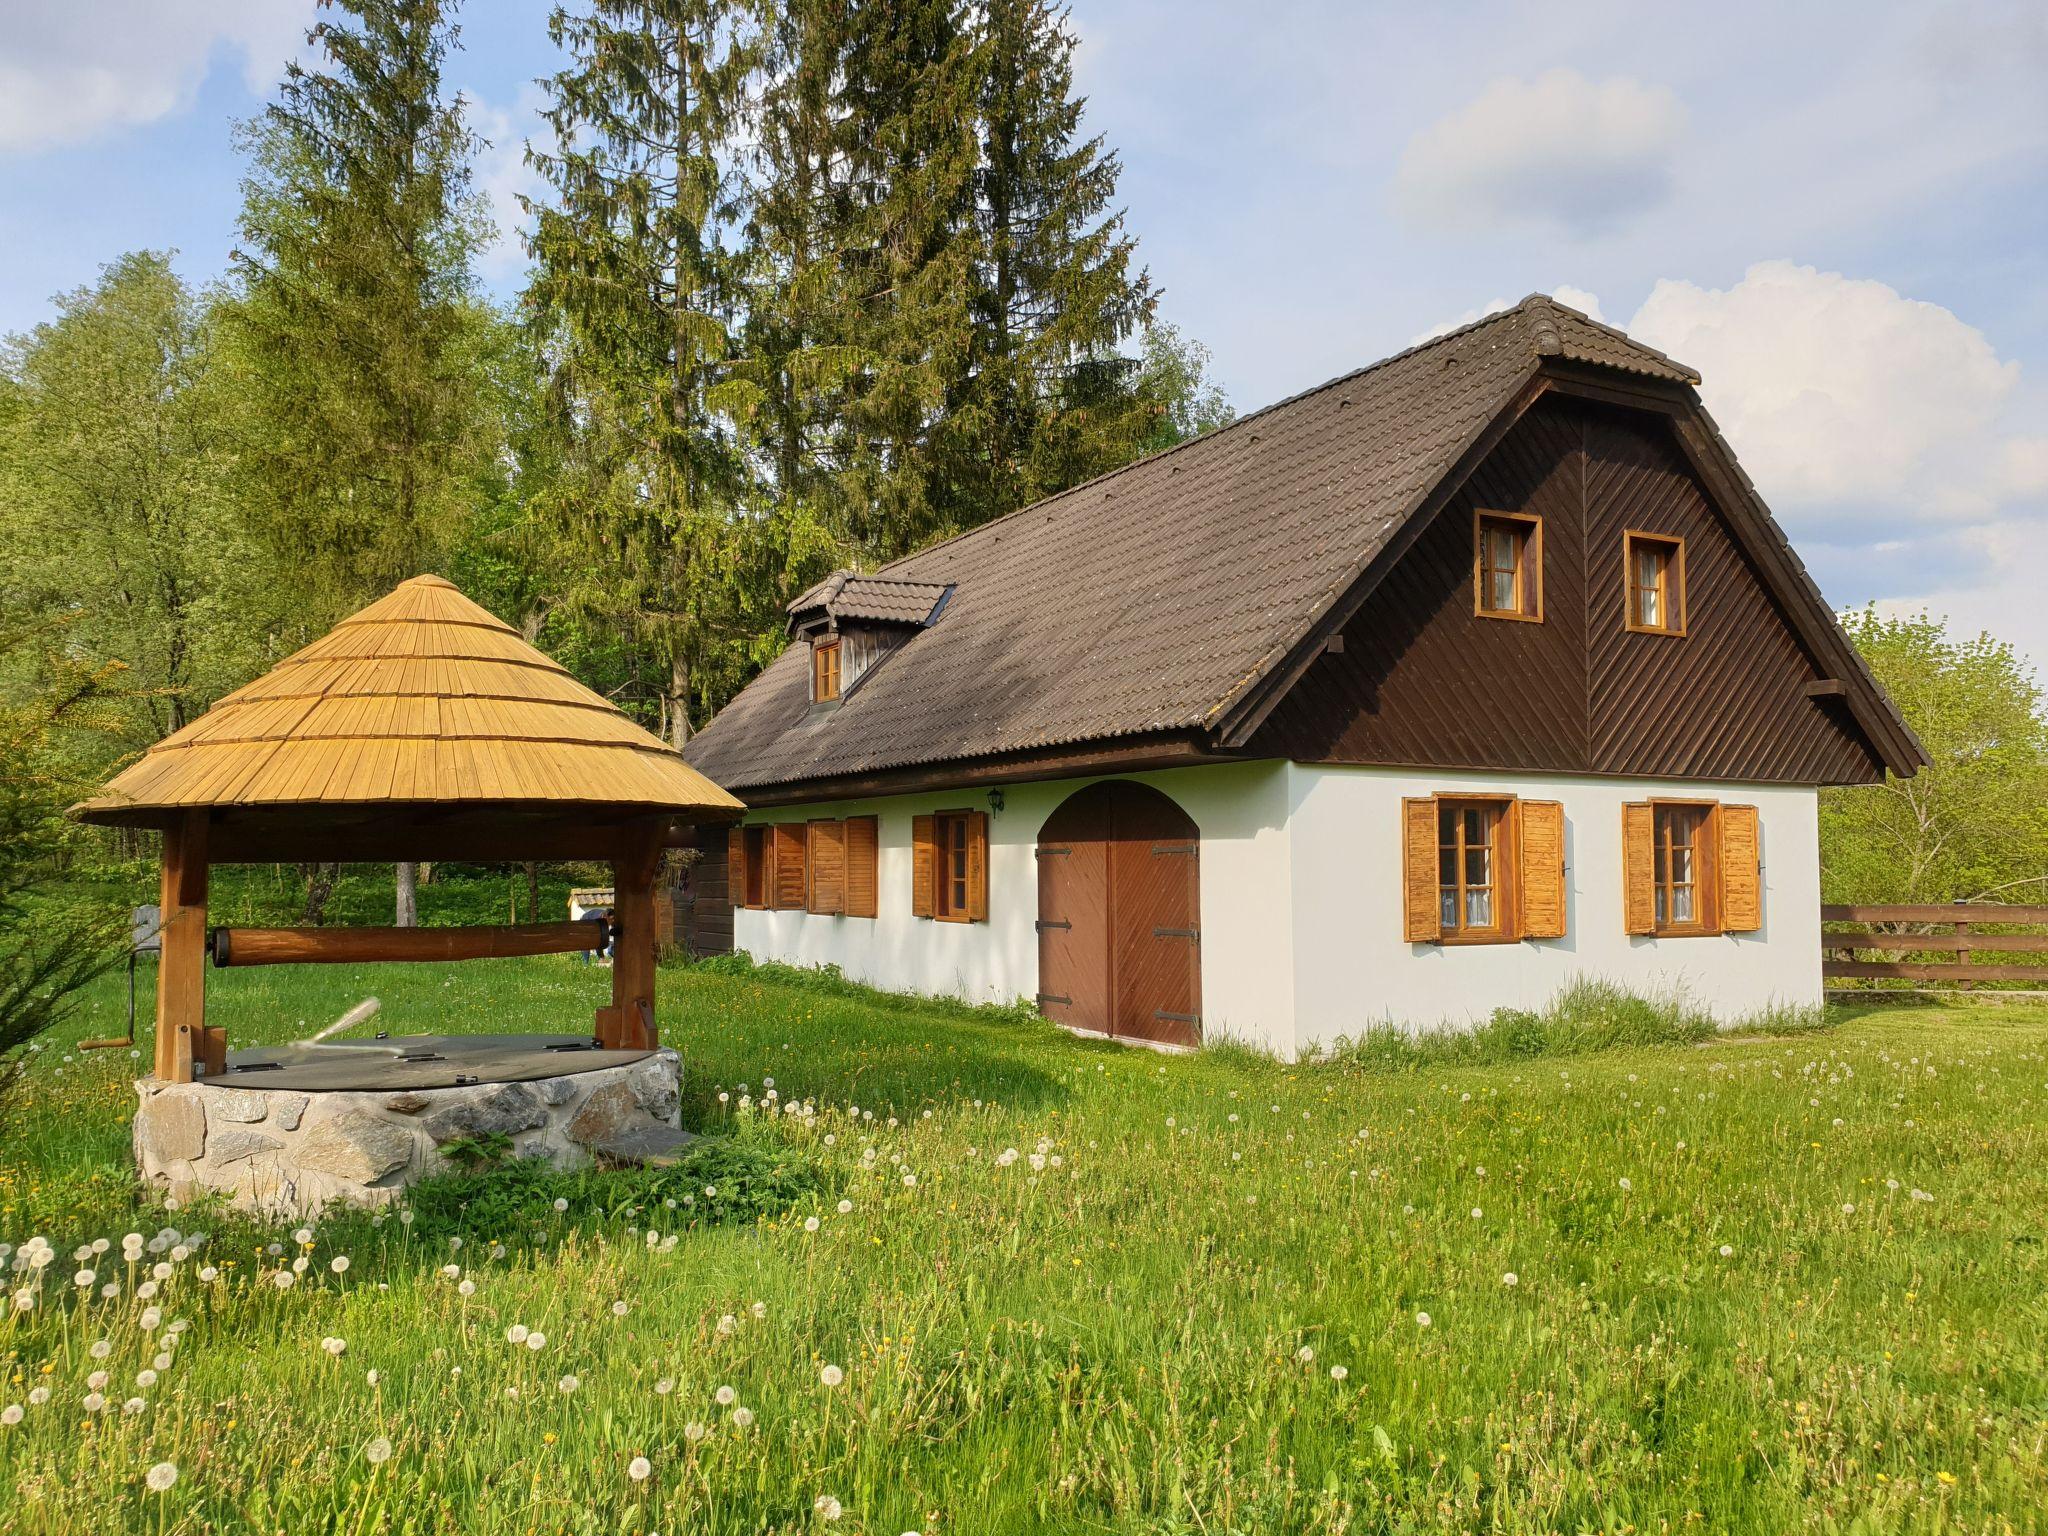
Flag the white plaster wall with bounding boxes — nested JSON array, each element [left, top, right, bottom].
[[732, 760, 1298, 1054], [1283, 762, 1824, 1052]]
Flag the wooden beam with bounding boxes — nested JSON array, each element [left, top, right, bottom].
[[604, 823, 661, 1050], [155, 809, 208, 1083], [1802, 678, 1848, 698], [1823, 903, 2048, 924], [1824, 960, 2048, 984], [1821, 929, 2048, 953], [212, 920, 607, 968]]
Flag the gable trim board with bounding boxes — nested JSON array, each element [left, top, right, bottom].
[[686, 297, 1921, 804]]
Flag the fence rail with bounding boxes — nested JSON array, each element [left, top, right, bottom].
[[1821, 903, 2048, 989]]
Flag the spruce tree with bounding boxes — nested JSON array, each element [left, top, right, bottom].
[[225, 0, 489, 616], [831, 0, 986, 561], [525, 0, 772, 746], [968, 0, 1155, 513]]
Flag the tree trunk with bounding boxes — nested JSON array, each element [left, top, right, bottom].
[[668, 649, 692, 749], [301, 862, 339, 926], [526, 861, 541, 923], [395, 861, 419, 927]]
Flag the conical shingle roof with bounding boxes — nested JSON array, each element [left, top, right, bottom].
[[77, 576, 743, 822]]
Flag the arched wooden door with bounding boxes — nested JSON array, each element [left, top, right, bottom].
[[1036, 781, 1201, 1048]]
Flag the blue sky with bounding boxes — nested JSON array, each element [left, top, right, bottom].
[[4, 0, 2046, 668]]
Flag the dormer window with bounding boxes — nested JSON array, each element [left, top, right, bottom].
[[811, 638, 842, 702], [1474, 511, 1541, 621], [1624, 532, 1686, 635]]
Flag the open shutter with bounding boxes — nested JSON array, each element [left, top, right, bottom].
[[1516, 800, 1567, 939], [911, 815, 936, 918], [1621, 803, 1656, 935], [727, 826, 746, 907], [771, 823, 807, 910], [843, 816, 878, 918], [1401, 797, 1440, 943], [807, 820, 845, 914], [966, 811, 990, 922], [1719, 804, 1762, 932]]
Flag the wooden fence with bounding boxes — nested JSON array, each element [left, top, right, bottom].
[[1822, 903, 2048, 992]]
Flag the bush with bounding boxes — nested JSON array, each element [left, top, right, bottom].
[[1321, 977, 1830, 1073], [388, 1126, 826, 1248]]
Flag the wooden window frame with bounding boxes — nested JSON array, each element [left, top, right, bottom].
[[811, 637, 843, 703], [932, 809, 975, 923], [1473, 509, 1544, 623], [1434, 794, 1519, 946], [740, 824, 768, 910], [1623, 530, 1687, 636], [1649, 798, 1719, 937]]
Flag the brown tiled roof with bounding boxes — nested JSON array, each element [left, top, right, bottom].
[[789, 572, 951, 628], [684, 297, 1878, 793]]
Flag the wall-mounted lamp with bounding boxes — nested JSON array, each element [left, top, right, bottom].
[[986, 789, 1005, 814]]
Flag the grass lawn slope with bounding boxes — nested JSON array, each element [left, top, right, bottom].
[[1, 959, 2043, 1534]]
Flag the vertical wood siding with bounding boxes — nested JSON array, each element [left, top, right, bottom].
[[1250, 396, 1884, 785]]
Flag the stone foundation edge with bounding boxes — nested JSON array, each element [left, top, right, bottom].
[[132, 1049, 682, 1218]]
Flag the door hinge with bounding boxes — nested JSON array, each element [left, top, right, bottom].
[[1034, 846, 1070, 857], [1036, 992, 1071, 1006], [1035, 918, 1071, 932], [1151, 843, 1197, 856], [1152, 926, 1198, 939], [1154, 1010, 1200, 1024]]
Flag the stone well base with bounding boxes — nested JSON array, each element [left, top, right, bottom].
[[133, 1047, 682, 1217]]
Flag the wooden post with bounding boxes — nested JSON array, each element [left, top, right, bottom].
[[602, 824, 660, 1051], [155, 809, 209, 1083], [1955, 917, 1973, 991]]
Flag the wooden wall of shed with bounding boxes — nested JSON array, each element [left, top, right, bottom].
[[1250, 395, 1885, 784], [655, 827, 734, 957]]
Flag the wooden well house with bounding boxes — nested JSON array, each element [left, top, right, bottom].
[[75, 575, 744, 1086]]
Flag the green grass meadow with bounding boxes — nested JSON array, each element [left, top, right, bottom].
[[1, 957, 2044, 1534]]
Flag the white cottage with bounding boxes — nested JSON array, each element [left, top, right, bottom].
[[682, 297, 1922, 1057]]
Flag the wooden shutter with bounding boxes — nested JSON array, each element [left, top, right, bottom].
[[727, 826, 746, 906], [1516, 799, 1566, 939], [771, 823, 807, 910], [1621, 803, 1656, 935], [965, 811, 990, 922], [1401, 797, 1440, 943], [807, 819, 845, 914], [1719, 803, 1762, 932], [911, 815, 936, 918], [843, 816, 878, 918]]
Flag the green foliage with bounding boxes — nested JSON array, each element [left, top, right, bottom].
[[0, 608, 131, 1110], [0, 252, 276, 757], [434, 1131, 515, 1170], [1134, 319, 1236, 452], [1822, 608, 2048, 903], [386, 1126, 825, 1245]]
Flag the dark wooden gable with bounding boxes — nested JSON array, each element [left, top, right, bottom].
[[1250, 393, 1887, 785]]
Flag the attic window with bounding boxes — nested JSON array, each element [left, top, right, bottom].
[[1474, 511, 1541, 621], [1624, 532, 1686, 635], [811, 638, 842, 702]]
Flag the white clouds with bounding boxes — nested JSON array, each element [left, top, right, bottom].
[[1628, 261, 2045, 531], [0, 1, 313, 154], [466, 87, 551, 284], [1394, 69, 1687, 237]]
